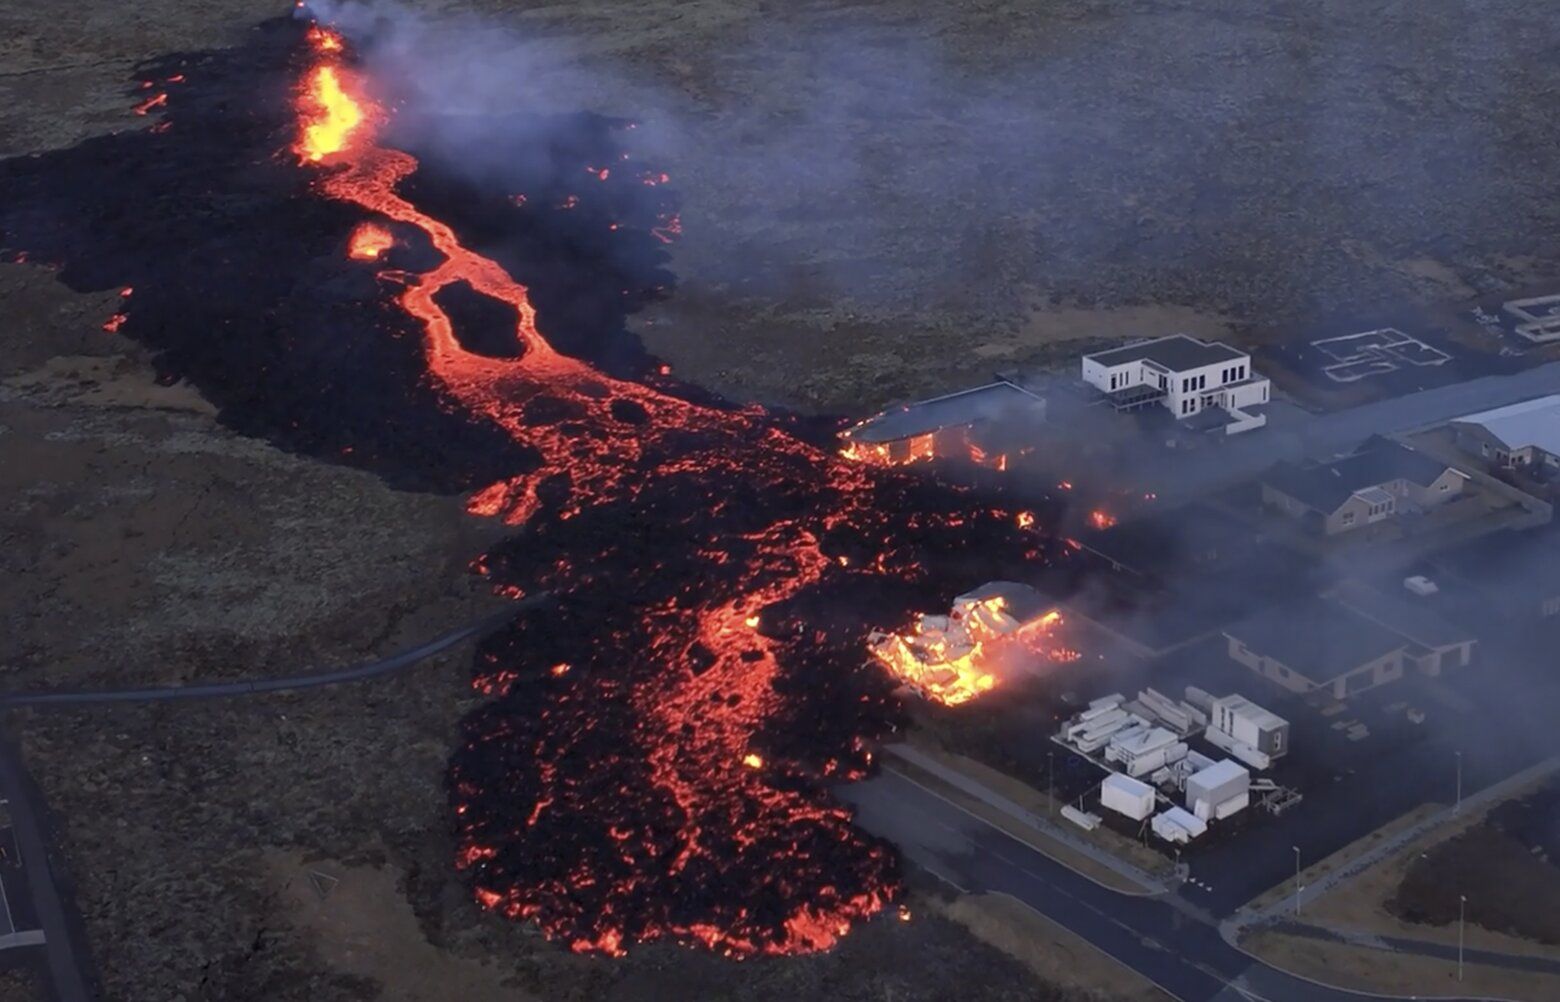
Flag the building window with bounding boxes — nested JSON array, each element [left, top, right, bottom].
[[1261, 385, 1268, 402], [1181, 377, 1191, 392], [1341, 511, 1356, 526], [1110, 374, 1118, 390], [1439, 481, 1449, 491], [1239, 364, 1247, 380]]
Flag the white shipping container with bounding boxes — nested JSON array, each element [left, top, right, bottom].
[[1151, 806, 1207, 844], [1100, 774, 1156, 821], [1187, 759, 1249, 811], [1214, 791, 1250, 820]]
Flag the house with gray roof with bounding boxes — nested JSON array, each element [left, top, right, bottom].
[[1224, 587, 1476, 699], [1261, 436, 1469, 536]]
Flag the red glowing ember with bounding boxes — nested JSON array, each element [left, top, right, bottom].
[[1089, 509, 1117, 530], [132, 92, 168, 116]]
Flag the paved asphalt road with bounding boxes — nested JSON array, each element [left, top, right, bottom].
[[0, 596, 549, 709], [0, 599, 547, 1001], [0, 731, 94, 1002], [843, 768, 1498, 1002]]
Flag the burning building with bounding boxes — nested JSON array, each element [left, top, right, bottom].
[[840, 379, 1046, 469], [867, 581, 1072, 706]]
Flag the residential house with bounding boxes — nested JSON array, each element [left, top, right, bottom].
[[1224, 589, 1475, 700], [1080, 335, 1271, 434], [1262, 436, 1468, 536], [1449, 395, 1560, 472]]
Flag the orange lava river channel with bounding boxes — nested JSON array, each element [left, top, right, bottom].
[[291, 25, 1054, 959]]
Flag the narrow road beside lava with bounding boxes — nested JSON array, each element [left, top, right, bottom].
[[844, 768, 1496, 1002]]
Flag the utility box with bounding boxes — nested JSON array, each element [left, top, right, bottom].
[[1100, 774, 1156, 821]]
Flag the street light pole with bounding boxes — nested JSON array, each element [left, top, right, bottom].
[[1458, 894, 1466, 982], [1293, 846, 1302, 917], [1454, 750, 1463, 815]]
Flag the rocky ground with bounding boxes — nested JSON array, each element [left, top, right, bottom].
[[1390, 780, 1560, 945], [4, 1, 1560, 1000]]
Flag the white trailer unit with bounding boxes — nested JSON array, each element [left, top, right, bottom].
[[1137, 687, 1207, 735], [1151, 806, 1207, 844], [1214, 791, 1250, 820], [1105, 726, 1188, 777], [1187, 759, 1250, 820], [1100, 774, 1156, 821], [1210, 694, 1289, 760], [1204, 725, 1271, 771]]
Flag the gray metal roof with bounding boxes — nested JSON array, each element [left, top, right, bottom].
[[1084, 334, 1245, 372], [1330, 580, 1475, 651], [1262, 437, 1458, 515], [1451, 394, 1560, 457], [845, 380, 1045, 444], [1225, 596, 1408, 686]]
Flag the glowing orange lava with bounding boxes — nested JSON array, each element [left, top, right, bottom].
[[293, 26, 906, 956], [295, 65, 364, 163], [347, 221, 393, 260], [868, 595, 1066, 706], [1089, 509, 1117, 530], [132, 92, 168, 116]]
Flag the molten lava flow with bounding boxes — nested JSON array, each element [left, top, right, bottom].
[[868, 595, 1069, 707], [347, 221, 393, 260], [289, 22, 1057, 959], [132, 92, 168, 116], [295, 65, 364, 163], [306, 24, 344, 52], [1089, 509, 1117, 530]]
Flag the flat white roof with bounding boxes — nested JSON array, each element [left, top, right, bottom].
[[1453, 394, 1560, 457], [1216, 694, 1287, 731], [1156, 805, 1207, 834], [1083, 334, 1245, 373], [1102, 773, 1154, 798], [1112, 726, 1179, 754], [1189, 759, 1248, 787]]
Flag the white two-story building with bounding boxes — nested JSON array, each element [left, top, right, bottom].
[[1080, 334, 1271, 434]]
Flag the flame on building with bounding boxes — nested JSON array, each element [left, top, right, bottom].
[[867, 589, 1069, 706]]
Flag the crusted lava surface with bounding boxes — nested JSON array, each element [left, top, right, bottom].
[[0, 19, 1064, 958]]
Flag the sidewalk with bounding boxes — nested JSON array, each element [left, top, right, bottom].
[[884, 743, 1169, 896]]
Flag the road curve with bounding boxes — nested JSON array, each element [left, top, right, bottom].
[[0, 595, 550, 708], [844, 768, 1508, 1002]]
